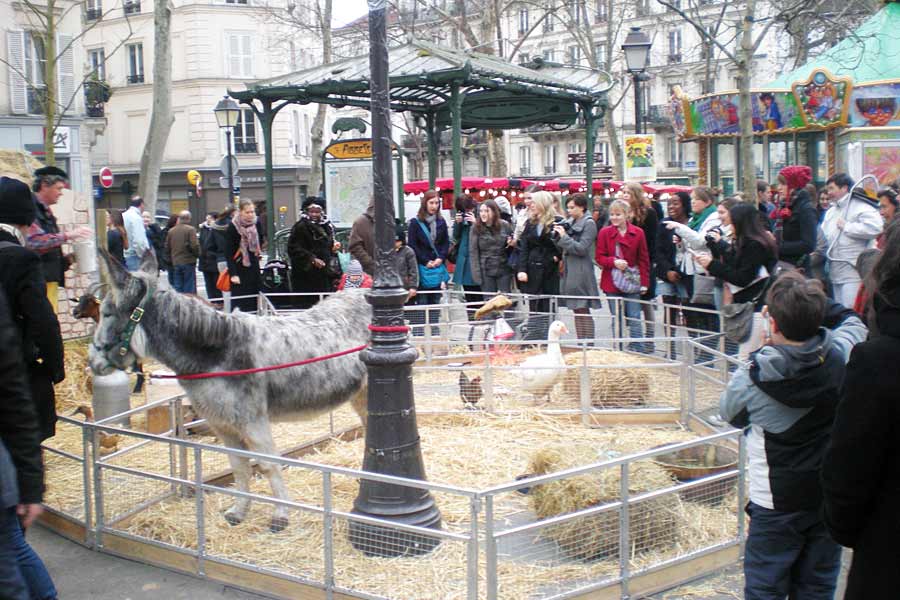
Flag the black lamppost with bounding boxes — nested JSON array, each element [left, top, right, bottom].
[[348, 0, 442, 558], [622, 27, 653, 134], [214, 96, 241, 206]]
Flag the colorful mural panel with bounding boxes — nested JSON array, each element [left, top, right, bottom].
[[862, 142, 900, 185], [849, 83, 900, 127], [791, 69, 852, 129], [684, 92, 803, 136]]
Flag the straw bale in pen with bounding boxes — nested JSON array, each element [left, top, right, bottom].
[[559, 350, 652, 408], [527, 443, 681, 561]]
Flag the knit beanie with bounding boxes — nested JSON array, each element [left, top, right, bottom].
[[778, 165, 812, 192], [395, 222, 407, 242], [347, 259, 363, 276], [0, 176, 36, 226]]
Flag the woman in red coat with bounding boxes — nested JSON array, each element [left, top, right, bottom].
[[596, 199, 650, 349]]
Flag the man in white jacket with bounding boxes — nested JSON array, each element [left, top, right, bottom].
[[819, 173, 882, 307]]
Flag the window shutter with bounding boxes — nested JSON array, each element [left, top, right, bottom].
[[57, 32, 75, 114], [7, 30, 27, 114], [242, 35, 252, 78]]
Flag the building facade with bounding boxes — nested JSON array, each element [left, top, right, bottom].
[[81, 0, 324, 224]]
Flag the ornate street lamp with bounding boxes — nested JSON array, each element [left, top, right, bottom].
[[348, 0, 442, 558], [213, 96, 241, 206], [622, 27, 653, 135]]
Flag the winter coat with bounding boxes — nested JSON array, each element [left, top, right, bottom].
[[636, 209, 659, 298], [207, 218, 230, 264], [595, 223, 650, 294], [819, 193, 882, 284], [777, 188, 818, 268], [0, 290, 43, 507], [706, 237, 777, 307], [145, 222, 165, 265], [451, 220, 476, 286], [556, 215, 600, 309], [468, 221, 513, 286], [107, 228, 126, 267], [516, 220, 562, 295], [30, 196, 67, 284], [821, 284, 900, 599], [287, 216, 338, 294], [349, 202, 375, 275], [393, 245, 419, 290], [656, 219, 688, 280], [666, 210, 723, 276], [407, 217, 450, 266], [198, 225, 218, 272], [165, 223, 200, 267], [0, 230, 64, 441], [720, 302, 867, 512], [225, 222, 261, 299]]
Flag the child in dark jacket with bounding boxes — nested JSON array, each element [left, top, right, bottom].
[[393, 223, 418, 302], [719, 272, 867, 600]]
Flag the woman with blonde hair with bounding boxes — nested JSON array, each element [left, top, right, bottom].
[[517, 191, 562, 337], [623, 183, 658, 350]]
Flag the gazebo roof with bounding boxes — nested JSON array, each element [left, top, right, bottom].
[[229, 40, 612, 112], [766, 2, 900, 88]]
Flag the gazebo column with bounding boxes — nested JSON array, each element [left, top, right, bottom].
[[583, 104, 595, 197], [425, 111, 438, 188], [259, 99, 277, 241], [450, 83, 463, 197]]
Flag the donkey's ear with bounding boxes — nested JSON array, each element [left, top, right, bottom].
[[98, 248, 129, 291], [139, 249, 158, 276]]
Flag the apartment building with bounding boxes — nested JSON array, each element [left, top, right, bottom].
[[81, 0, 324, 221]]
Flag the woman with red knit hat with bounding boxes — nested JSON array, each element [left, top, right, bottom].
[[774, 165, 818, 271]]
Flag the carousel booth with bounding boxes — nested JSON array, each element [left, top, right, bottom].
[[670, 0, 900, 192]]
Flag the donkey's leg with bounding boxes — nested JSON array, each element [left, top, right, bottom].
[[242, 420, 291, 533], [349, 384, 368, 428], [217, 429, 252, 526]]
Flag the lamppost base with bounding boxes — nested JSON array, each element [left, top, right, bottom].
[[349, 502, 442, 557]]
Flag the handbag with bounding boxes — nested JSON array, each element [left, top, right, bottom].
[[215, 249, 243, 292], [611, 243, 642, 294], [447, 242, 459, 265], [721, 269, 771, 344], [690, 274, 716, 306], [415, 219, 450, 289]]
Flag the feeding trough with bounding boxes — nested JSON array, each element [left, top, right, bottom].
[[653, 443, 738, 505]]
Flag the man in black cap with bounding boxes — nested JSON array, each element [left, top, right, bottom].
[[27, 166, 91, 312], [0, 176, 65, 443]]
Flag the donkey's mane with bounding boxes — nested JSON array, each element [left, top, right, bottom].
[[150, 286, 249, 348]]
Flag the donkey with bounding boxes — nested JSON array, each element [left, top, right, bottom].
[[89, 251, 371, 532]]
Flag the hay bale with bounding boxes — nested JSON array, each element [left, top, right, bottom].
[[559, 350, 651, 408], [0, 149, 42, 183], [527, 443, 680, 561]]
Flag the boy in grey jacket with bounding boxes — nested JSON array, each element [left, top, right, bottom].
[[720, 272, 867, 600], [393, 222, 418, 302]]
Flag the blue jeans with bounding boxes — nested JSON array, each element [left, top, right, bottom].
[[607, 294, 642, 350], [124, 254, 141, 272], [744, 501, 841, 600], [0, 507, 57, 600], [172, 263, 197, 294]]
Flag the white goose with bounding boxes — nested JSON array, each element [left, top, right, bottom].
[[519, 320, 570, 401]]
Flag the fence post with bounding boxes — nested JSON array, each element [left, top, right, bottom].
[[619, 462, 631, 597], [194, 446, 206, 576], [737, 432, 747, 544], [580, 345, 591, 426], [485, 495, 497, 600], [323, 472, 334, 599], [680, 339, 694, 424], [91, 425, 104, 550], [484, 347, 495, 413], [467, 496, 480, 600], [616, 298, 624, 351], [174, 396, 188, 496], [81, 425, 94, 547]]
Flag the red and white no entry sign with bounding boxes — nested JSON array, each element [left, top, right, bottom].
[[99, 166, 114, 189]]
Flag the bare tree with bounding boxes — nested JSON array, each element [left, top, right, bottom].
[[774, 0, 881, 69], [137, 0, 174, 215], [656, 0, 831, 197], [3, 0, 133, 166], [307, 0, 332, 197]]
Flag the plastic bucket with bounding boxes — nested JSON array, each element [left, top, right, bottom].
[[74, 240, 97, 274]]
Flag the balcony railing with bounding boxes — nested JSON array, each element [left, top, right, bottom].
[[85, 7, 102, 20], [123, 1, 140, 15], [667, 53, 682, 64], [543, 166, 556, 175], [86, 104, 105, 118], [667, 160, 682, 169], [646, 104, 672, 128], [126, 73, 144, 84], [235, 141, 258, 154]]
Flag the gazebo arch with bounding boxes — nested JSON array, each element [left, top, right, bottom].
[[229, 41, 613, 235]]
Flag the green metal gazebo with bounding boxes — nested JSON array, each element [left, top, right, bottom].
[[229, 41, 613, 236]]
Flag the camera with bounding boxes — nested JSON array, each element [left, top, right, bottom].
[[704, 226, 723, 245], [550, 216, 573, 240]]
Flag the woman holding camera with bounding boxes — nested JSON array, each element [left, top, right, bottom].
[[517, 191, 562, 338], [624, 183, 659, 350], [451, 195, 481, 317], [469, 199, 513, 294], [554, 193, 600, 342]]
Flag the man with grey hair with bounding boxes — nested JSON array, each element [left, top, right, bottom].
[[164, 210, 199, 293]]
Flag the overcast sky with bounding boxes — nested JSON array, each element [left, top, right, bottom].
[[332, 0, 370, 28]]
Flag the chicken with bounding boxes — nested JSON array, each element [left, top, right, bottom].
[[459, 371, 483, 410], [518, 320, 570, 402], [70, 405, 121, 454], [474, 294, 513, 320]]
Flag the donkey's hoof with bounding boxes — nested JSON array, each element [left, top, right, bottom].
[[269, 516, 289, 533], [224, 511, 244, 527]]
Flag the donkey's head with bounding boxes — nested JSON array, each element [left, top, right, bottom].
[[89, 250, 158, 375]]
